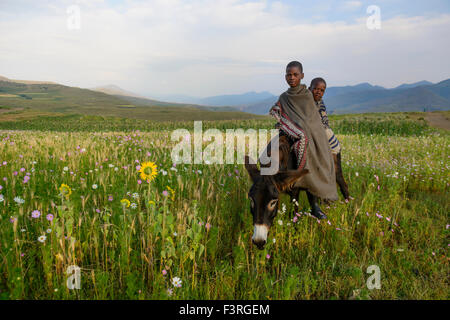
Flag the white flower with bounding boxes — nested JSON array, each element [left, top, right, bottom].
[[172, 277, 182, 288], [132, 192, 139, 199], [355, 172, 359, 177], [21, 228, 26, 232], [38, 235, 47, 243], [272, 238, 276, 244], [0, 194, 4, 202], [89, 170, 93, 173], [173, 232, 178, 237], [167, 288, 173, 296], [108, 164, 114, 168], [130, 203, 137, 209], [162, 170, 168, 176], [114, 167, 119, 171], [14, 196, 25, 204], [46, 228, 52, 233], [63, 166, 69, 171], [278, 220, 283, 226], [92, 184, 98, 190]]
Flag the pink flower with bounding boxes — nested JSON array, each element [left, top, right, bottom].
[[162, 269, 167, 276], [136, 165, 141, 171], [266, 254, 270, 259], [108, 195, 113, 201], [46, 214, 54, 221], [162, 190, 168, 197], [205, 223, 211, 231], [31, 210, 41, 218]]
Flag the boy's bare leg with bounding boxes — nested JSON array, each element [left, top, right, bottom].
[[333, 152, 350, 200]]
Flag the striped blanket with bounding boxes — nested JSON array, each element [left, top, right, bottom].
[[270, 102, 308, 171]]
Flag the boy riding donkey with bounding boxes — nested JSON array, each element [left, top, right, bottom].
[[269, 61, 338, 219]]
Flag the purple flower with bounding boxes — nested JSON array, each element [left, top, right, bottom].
[[108, 195, 113, 201], [205, 223, 211, 231], [266, 254, 270, 259], [46, 214, 54, 221], [31, 210, 41, 218], [162, 269, 167, 276], [162, 190, 168, 197]]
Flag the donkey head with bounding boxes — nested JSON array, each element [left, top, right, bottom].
[[244, 156, 308, 249]]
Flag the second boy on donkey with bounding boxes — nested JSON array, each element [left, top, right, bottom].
[[269, 61, 338, 219]]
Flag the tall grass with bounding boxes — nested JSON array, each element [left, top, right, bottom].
[[0, 114, 448, 299]]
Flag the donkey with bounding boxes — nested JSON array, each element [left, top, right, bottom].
[[245, 134, 331, 250]]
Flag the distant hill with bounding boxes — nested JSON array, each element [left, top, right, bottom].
[[234, 79, 450, 115], [0, 78, 262, 121], [0, 75, 56, 85], [153, 91, 277, 107], [326, 79, 450, 114], [91, 84, 145, 98]]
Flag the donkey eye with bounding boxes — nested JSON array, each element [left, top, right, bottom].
[[267, 199, 278, 210]]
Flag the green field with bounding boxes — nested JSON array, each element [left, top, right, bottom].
[[0, 112, 448, 299]]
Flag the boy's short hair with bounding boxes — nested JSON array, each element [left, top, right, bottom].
[[310, 77, 327, 89], [286, 61, 303, 73]]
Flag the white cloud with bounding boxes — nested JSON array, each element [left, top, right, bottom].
[[0, 1, 449, 96]]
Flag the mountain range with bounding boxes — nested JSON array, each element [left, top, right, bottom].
[[2, 75, 449, 119], [219, 80, 450, 115]]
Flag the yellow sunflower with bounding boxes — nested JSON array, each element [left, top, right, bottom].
[[139, 161, 158, 182], [120, 199, 131, 208], [59, 183, 72, 200]]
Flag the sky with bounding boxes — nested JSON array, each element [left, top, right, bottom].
[[0, 0, 449, 98]]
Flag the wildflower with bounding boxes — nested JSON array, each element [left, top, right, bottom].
[[0, 194, 4, 202], [173, 232, 178, 236], [10, 217, 17, 223], [138, 180, 142, 184], [355, 172, 359, 177], [46, 228, 52, 233], [167, 186, 175, 201], [278, 220, 283, 226], [167, 288, 173, 296], [14, 196, 25, 204], [31, 210, 41, 218], [120, 199, 131, 208], [272, 238, 276, 244], [95, 208, 101, 213], [266, 254, 270, 259], [46, 214, 54, 221], [132, 192, 139, 199], [38, 235, 47, 243], [63, 166, 69, 172], [130, 203, 137, 209], [148, 200, 155, 206], [162, 269, 167, 276], [205, 223, 211, 231], [138, 161, 158, 182], [108, 195, 113, 202], [59, 184, 72, 199], [162, 190, 169, 197], [92, 184, 98, 190], [292, 216, 298, 223], [172, 277, 182, 288]]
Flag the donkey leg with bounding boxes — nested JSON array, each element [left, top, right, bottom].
[[334, 152, 350, 200], [306, 191, 327, 220]]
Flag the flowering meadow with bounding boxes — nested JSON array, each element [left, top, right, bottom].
[[0, 113, 448, 299]]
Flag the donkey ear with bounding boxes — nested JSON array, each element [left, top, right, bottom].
[[274, 169, 309, 192], [244, 156, 260, 182]]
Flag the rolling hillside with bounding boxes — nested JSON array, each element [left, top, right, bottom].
[[0, 77, 262, 121]]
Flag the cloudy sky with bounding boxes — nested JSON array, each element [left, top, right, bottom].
[[0, 0, 449, 97]]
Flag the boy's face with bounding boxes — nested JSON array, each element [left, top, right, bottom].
[[311, 81, 326, 102], [285, 66, 304, 88]]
